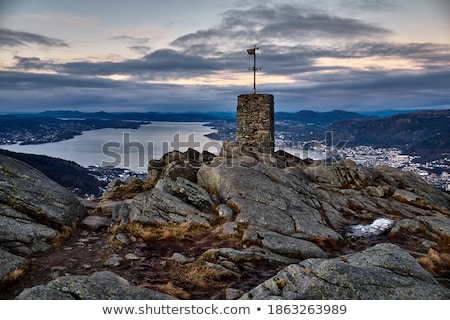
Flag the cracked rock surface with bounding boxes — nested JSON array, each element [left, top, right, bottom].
[[240, 243, 450, 300]]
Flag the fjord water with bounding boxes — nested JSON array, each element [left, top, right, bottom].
[[0, 122, 221, 173], [0, 121, 325, 172]]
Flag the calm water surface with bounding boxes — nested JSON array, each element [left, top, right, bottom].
[[1, 121, 324, 172], [1, 122, 221, 172]]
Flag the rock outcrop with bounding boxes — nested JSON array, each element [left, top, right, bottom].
[[96, 144, 450, 299], [16, 271, 175, 300], [0, 154, 85, 255], [0, 248, 28, 285], [3, 144, 450, 299], [240, 243, 450, 299], [0, 154, 85, 288]]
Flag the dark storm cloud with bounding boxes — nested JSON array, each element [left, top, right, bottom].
[[0, 70, 236, 112], [57, 49, 218, 78], [0, 71, 124, 90], [13, 56, 55, 70], [11, 48, 220, 81], [3, 61, 449, 113], [255, 7, 390, 38], [171, 4, 391, 54], [309, 69, 450, 93], [241, 41, 450, 77], [267, 67, 450, 111], [319, 42, 450, 65], [0, 28, 69, 47], [341, 42, 450, 61], [141, 49, 218, 71]]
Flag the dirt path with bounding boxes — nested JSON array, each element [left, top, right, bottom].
[[1, 217, 280, 300], [1, 227, 109, 299]]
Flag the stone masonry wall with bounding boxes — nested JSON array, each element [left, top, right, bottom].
[[236, 94, 274, 152]]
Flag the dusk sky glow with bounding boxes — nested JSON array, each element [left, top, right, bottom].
[[1, 0, 449, 113]]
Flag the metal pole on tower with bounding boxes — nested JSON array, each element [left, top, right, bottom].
[[247, 45, 259, 94], [253, 46, 257, 94]]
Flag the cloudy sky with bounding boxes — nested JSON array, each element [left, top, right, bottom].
[[0, 0, 449, 113]]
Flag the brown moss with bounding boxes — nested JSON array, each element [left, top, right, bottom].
[[225, 201, 241, 215], [209, 215, 229, 227], [347, 198, 365, 211], [203, 185, 219, 198], [309, 237, 344, 257], [142, 179, 157, 191], [275, 277, 286, 289]]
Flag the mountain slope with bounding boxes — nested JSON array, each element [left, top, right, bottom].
[[327, 109, 450, 161], [0, 149, 103, 197], [276, 109, 369, 124]]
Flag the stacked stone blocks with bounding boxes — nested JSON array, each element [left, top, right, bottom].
[[236, 94, 274, 153]]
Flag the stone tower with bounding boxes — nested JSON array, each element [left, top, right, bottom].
[[236, 94, 274, 153]]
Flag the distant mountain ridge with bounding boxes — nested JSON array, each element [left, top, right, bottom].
[[13, 109, 370, 124], [276, 109, 370, 124], [34, 110, 232, 122], [327, 109, 450, 161], [5, 109, 417, 125]]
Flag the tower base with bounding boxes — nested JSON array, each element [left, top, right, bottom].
[[236, 94, 274, 153]]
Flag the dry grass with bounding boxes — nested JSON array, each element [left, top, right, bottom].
[[154, 282, 191, 299], [0, 267, 26, 287], [178, 259, 240, 289], [417, 248, 450, 277], [438, 232, 450, 249], [50, 221, 77, 247], [113, 220, 243, 246], [107, 219, 248, 294], [102, 179, 151, 200], [166, 247, 241, 289], [4, 267, 25, 282], [123, 221, 211, 241]]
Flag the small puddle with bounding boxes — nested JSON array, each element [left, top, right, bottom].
[[345, 217, 394, 238]]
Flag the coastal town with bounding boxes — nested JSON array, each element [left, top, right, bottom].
[[338, 146, 449, 192]]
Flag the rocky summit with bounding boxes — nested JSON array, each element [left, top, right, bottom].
[[1, 143, 449, 299], [0, 153, 85, 276]]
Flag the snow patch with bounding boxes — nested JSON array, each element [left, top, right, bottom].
[[346, 217, 394, 237]]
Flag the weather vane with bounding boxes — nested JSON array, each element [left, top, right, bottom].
[[247, 45, 261, 94]]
